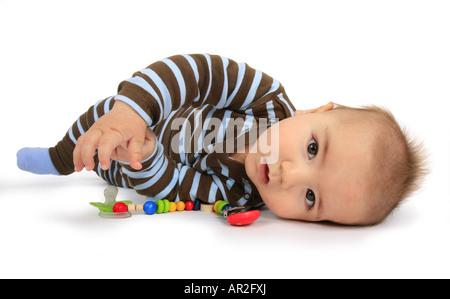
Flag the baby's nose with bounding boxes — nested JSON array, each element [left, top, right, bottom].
[[280, 160, 303, 189]]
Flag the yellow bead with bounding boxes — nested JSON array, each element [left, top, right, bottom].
[[176, 201, 185, 211], [169, 202, 177, 212], [213, 200, 223, 213]]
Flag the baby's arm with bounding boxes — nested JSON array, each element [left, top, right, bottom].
[[74, 53, 290, 173]]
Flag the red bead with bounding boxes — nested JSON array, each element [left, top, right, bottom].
[[113, 202, 128, 213], [185, 200, 194, 211]]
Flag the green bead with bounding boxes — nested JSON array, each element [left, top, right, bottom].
[[216, 201, 229, 216], [155, 199, 164, 214], [162, 199, 170, 213]]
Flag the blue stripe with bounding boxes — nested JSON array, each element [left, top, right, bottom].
[[177, 108, 197, 164], [190, 108, 203, 153], [133, 157, 168, 190], [121, 177, 128, 188], [108, 165, 114, 185], [182, 54, 199, 82], [181, 54, 200, 102], [104, 96, 112, 113], [124, 152, 166, 179], [226, 178, 234, 190], [157, 110, 177, 143], [216, 110, 231, 144], [237, 197, 246, 206], [122, 142, 165, 179], [202, 54, 212, 103], [240, 114, 255, 136], [208, 183, 218, 203], [200, 156, 208, 172], [217, 56, 229, 108], [266, 101, 276, 121], [190, 172, 201, 200], [76, 118, 85, 135], [278, 93, 295, 116], [240, 70, 262, 109], [144, 142, 160, 161], [126, 76, 161, 105], [225, 62, 245, 106], [218, 160, 229, 177], [93, 99, 101, 121], [68, 126, 77, 144], [198, 107, 217, 153], [212, 175, 228, 202], [123, 76, 162, 122], [151, 169, 179, 200], [265, 79, 280, 97], [177, 164, 188, 184], [162, 58, 186, 109], [96, 163, 102, 178], [139, 68, 172, 119]]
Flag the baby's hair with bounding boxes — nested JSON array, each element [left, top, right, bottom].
[[333, 103, 428, 225]]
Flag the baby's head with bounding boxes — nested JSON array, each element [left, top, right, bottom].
[[245, 102, 427, 225]]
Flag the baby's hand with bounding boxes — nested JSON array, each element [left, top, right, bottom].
[[110, 127, 156, 164], [73, 101, 148, 172]]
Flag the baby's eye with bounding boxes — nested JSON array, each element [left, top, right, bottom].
[[306, 189, 315, 208], [307, 139, 319, 159]]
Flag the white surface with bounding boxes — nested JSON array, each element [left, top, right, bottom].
[[1, 0, 449, 278]]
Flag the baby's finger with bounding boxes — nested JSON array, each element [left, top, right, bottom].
[[127, 135, 145, 170], [97, 130, 124, 170], [75, 129, 102, 171], [73, 144, 84, 172], [110, 145, 129, 162]]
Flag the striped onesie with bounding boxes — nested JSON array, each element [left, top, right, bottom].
[[35, 54, 296, 209]]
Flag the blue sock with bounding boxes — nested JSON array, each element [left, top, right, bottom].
[[16, 147, 61, 175]]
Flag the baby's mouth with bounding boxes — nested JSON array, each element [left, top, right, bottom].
[[259, 161, 269, 184]]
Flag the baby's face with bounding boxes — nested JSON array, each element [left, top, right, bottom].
[[245, 105, 376, 224]]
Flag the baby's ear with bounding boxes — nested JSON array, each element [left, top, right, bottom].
[[294, 102, 334, 116]]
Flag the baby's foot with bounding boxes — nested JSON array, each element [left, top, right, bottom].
[[16, 147, 60, 175]]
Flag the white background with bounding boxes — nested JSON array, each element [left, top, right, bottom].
[[1, 0, 449, 278]]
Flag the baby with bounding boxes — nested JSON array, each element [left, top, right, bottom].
[[16, 54, 427, 225]]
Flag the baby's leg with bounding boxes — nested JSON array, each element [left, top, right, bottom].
[[17, 97, 131, 187]]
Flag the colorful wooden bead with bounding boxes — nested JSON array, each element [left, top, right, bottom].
[[185, 200, 194, 211], [176, 201, 185, 211], [162, 199, 170, 213], [194, 198, 201, 210], [169, 202, 177, 212], [143, 201, 157, 215], [216, 201, 229, 215], [200, 203, 213, 212], [213, 200, 223, 213], [155, 199, 164, 214], [113, 202, 128, 213]]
